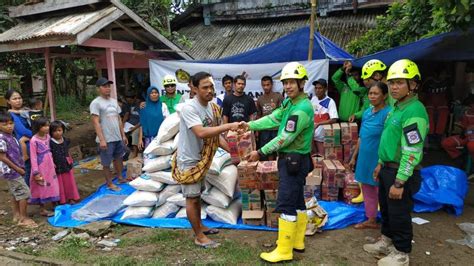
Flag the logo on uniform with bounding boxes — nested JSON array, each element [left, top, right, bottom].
[[403, 123, 422, 145], [285, 115, 298, 133]]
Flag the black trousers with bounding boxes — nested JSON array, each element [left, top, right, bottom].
[[275, 154, 312, 216], [379, 166, 421, 253]]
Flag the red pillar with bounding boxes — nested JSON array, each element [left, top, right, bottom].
[[105, 48, 117, 99], [44, 48, 56, 120]]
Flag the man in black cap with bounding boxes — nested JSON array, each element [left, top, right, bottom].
[[310, 78, 338, 156], [90, 77, 129, 191]]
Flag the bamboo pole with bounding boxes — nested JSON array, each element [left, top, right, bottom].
[[308, 0, 317, 61]]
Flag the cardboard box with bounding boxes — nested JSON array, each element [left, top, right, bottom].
[[343, 144, 353, 164], [304, 168, 322, 200], [324, 147, 337, 160], [126, 157, 143, 179], [321, 182, 339, 201], [335, 146, 344, 161], [226, 131, 240, 164], [340, 122, 352, 144], [257, 161, 279, 190], [237, 131, 256, 162], [343, 172, 360, 204], [332, 123, 341, 146], [241, 189, 262, 210], [69, 145, 83, 162], [332, 160, 347, 188], [349, 122, 359, 142], [266, 211, 280, 228], [243, 210, 266, 226], [237, 161, 259, 189], [322, 160, 337, 186], [264, 189, 278, 212], [322, 125, 334, 147], [312, 155, 324, 169]]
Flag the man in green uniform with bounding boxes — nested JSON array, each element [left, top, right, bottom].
[[332, 61, 366, 121], [364, 59, 428, 266], [239, 62, 314, 263], [160, 74, 183, 114]]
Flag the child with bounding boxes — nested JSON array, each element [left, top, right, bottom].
[[0, 112, 38, 228], [49, 121, 80, 204], [29, 117, 60, 216]]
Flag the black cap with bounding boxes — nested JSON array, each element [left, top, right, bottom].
[[312, 78, 327, 87], [96, 77, 113, 86]]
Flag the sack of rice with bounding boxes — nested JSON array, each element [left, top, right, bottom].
[[152, 202, 180, 218], [202, 187, 232, 208], [142, 155, 172, 172], [147, 170, 177, 185], [155, 112, 180, 144], [207, 165, 238, 197], [208, 148, 232, 176], [206, 200, 242, 225], [144, 133, 180, 156], [175, 204, 207, 219], [121, 206, 154, 219], [166, 193, 186, 207], [123, 191, 158, 207], [157, 185, 181, 206], [129, 175, 165, 192]]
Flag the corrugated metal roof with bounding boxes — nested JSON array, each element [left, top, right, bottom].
[[0, 6, 119, 43], [177, 12, 379, 59]]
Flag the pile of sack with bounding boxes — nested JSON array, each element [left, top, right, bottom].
[[121, 112, 242, 224]]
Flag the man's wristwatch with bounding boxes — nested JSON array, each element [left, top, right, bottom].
[[394, 180, 405, 189]]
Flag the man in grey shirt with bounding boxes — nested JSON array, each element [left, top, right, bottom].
[[90, 77, 128, 191], [176, 72, 239, 248]]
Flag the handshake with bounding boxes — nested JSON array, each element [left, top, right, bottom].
[[227, 121, 250, 134]]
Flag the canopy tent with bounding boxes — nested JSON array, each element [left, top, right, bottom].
[[353, 28, 474, 67], [198, 26, 354, 64]]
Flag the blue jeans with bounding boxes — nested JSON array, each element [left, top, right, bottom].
[[275, 153, 312, 216]]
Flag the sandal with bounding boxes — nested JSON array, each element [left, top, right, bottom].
[[354, 221, 379, 229], [107, 184, 122, 191], [40, 210, 55, 217], [203, 228, 219, 235], [18, 219, 39, 229], [194, 239, 220, 249], [118, 177, 134, 184]]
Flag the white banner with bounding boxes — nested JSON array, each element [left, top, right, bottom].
[[149, 60, 329, 99]]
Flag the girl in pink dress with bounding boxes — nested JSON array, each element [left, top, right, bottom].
[[49, 121, 80, 204], [29, 117, 59, 216]]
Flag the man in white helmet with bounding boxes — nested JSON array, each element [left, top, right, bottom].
[[161, 74, 183, 114]]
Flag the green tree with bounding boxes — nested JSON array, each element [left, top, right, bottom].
[[348, 0, 474, 56]]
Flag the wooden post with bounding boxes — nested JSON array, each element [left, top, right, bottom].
[[105, 48, 117, 99], [308, 0, 317, 61], [44, 48, 56, 120]]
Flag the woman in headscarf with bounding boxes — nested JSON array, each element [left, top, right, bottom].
[[138, 86, 169, 150]]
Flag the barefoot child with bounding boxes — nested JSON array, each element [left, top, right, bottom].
[[29, 117, 60, 216], [0, 112, 38, 228], [49, 121, 80, 204]]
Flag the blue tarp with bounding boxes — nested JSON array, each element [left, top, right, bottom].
[[197, 27, 354, 64], [49, 165, 468, 230], [353, 28, 474, 68]]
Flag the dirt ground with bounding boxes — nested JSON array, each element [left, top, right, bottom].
[[0, 121, 473, 265]]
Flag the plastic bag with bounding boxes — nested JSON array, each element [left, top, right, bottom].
[[208, 148, 232, 176], [147, 170, 177, 185], [123, 191, 158, 207], [414, 165, 468, 216], [121, 206, 154, 219], [152, 202, 180, 218], [155, 112, 180, 144], [446, 223, 474, 249], [72, 194, 128, 222], [129, 175, 165, 192], [206, 200, 242, 225], [207, 165, 238, 197], [142, 155, 172, 173], [157, 185, 181, 206], [202, 187, 232, 208], [166, 193, 186, 207]]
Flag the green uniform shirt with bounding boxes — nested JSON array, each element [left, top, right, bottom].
[[354, 92, 371, 120], [249, 93, 314, 155], [378, 95, 428, 181], [160, 94, 182, 114], [332, 68, 366, 121]]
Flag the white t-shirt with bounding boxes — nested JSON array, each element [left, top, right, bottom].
[[89, 96, 122, 143], [311, 96, 338, 141]]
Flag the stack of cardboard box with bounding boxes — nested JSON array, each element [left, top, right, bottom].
[[323, 124, 344, 161], [256, 161, 279, 190], [237, 161, 259, 189], [343, 172, 360, 204], [321, 160, 339, 201], [304, 168, 322, 200], [264, 189, 279, 228]]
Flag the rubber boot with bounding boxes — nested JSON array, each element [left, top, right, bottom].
[[260, 218, 296, 263], [351, 183, 364, 203], [293, 211, 308, 253]]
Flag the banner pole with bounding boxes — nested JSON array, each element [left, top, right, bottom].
[[308, 0, 317, 61]]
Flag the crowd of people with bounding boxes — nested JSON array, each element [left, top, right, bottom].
[[1, 57, 472, 266]]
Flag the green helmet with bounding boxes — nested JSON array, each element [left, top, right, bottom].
[[361, 59, 386, 80], [387, 59, 421, 81], [163, 74, 177, 86], [280, 62, 308, 81]]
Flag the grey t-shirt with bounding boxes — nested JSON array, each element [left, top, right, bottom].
[[177, 98, 216, 170], [89, 96, 122, 143]]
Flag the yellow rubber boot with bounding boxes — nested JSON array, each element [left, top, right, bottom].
[[293, 211, 308, 253], [260, 218, 296, 263], [351, 183, 364, 203]]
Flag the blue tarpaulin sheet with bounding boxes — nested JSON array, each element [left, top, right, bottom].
[[49, 165, 468, 230]]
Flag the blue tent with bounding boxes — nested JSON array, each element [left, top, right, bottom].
[[199, 26, 354, 64], [353, 28, 474, 67]]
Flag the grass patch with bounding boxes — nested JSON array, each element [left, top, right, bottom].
[[55, 95, 90, 122], [46, 237, 92, 263], [119, 229, 183, 247], [15, 246, 39, 256]]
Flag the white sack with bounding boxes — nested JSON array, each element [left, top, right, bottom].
[[157, 185, 181, 206], [152, 202, 180, 218], [175, 203, 207, 219], [166, 193, 186, 207], [208, 148, 232, 176], [201, 187, 232, 208], [207, 165, 238, 197], [205, 200, 242, 225], [121, 206, 153, 219], [123, 191, 158, 207], [155, 112, 180, 144], [129, 175, 165, 192], [148, 170, 177, 185], [142, 155, 172, 172], [144, 133, 180, 156]]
